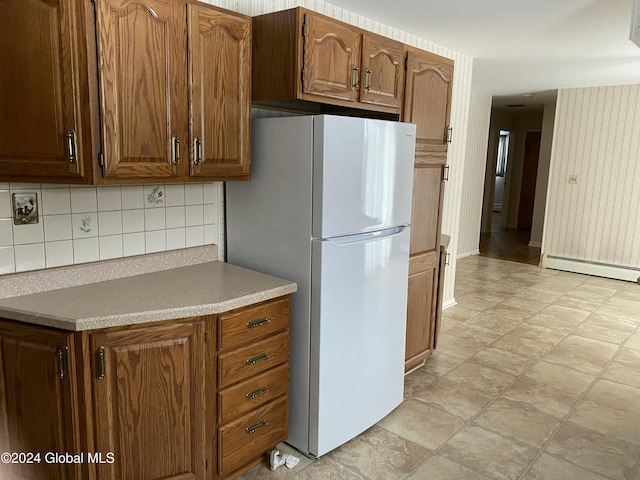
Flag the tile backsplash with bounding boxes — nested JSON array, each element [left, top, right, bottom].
[[0, 182, 223, 275]]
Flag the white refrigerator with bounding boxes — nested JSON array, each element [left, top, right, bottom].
[[226, 115, 416, 457]]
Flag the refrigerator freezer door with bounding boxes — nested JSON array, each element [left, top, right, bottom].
[[309, 227, 410, 457], [312, 116, 416, 239]]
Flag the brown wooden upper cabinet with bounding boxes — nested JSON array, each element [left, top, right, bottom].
[[403, 47, 454, 161], [253, 8, 404, 114], [0, 0, 98, 184], [0, 0, 251, 184]]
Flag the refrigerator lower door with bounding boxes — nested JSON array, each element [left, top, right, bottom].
[[309, 226, 410, 457]]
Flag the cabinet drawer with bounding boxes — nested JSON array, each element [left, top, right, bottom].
[[218, 364, 289, 424], [218, 397, 288, 476], [218, 332, 289, 388], [218, 297, 291, 350]]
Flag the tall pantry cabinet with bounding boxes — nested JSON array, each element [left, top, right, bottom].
[[402, 47, 454, 372]]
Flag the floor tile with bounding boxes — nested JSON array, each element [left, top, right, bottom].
[[406, 454, 492, 480], [515, 288, 562, 304], [568, 399, 640, 446], [522, 452, 609, 480], [543, 335, 619, 374], [454, 293, 510, 312], [601, 348, 640, 389], [626, 332, 640, 350], [546, 422, 638, 480], [527, 304, 591, 331], [474, 398, 562, 447], [377, 399, 465, 450], [469, 347, 534, 376], [491, 333, 552, 358], [435, 333, 486, 359], [507, 324, 565, 346], [596, 297, 640, 322], [442, 305, 482, 322], [501, 376, 579, 419], [444, 323, 503, 344], [413, 377, 494, 420], [585, 378, 640, 415], [403, 368, 437, 398], [496, 296, 545, 313], [417, 352, 463, 378], [441, 362, 516, 396], [284, 457, 366, 480], [524, 361, 594, 395], [439, 424, 538, 480], [572, 322, 632, 344], [466, 312, 523, 334], [585, 313, 638, 333], [327, 426, 428, 480]]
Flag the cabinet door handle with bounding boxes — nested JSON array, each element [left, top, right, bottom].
[[446, 126, 453, 143], [246, 353, 269, 365], [245, 420, 269, 434], [172, 136, 180, 164], [364, 68, 372, 91], [246, 386, 269, 400], [246, 317, 269, 329], [58, 346, 69, 379], [66, 130, 78, 163], [193, 137, 202, 165], [443, 164, 450, 181], [351, 64, 359, 90], [96, 346, 106, 380]]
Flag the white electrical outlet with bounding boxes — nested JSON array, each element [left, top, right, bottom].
[[568, 175, 579, 185]]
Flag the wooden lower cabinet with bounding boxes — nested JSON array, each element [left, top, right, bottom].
[[89, 319, 207, 480], [215, 296, 291, 479], [0, 294, 292, 480], [0, 322, 80, 480]]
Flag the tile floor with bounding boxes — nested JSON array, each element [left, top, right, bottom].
[[241, 255, 640, 480]]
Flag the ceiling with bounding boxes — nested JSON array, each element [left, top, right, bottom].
[[327, 0, 640, 107]]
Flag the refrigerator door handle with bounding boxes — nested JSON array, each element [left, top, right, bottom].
[[322, 226, 408, 246]]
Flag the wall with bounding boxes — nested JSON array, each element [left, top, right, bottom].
[[457, 90, 492, 258], [542, 84, 640, 271], [0, 182, 223, 274], [529, 101, 556, 247]]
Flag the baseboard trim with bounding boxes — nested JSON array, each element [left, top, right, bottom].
[[457, 250, 479, 260], [528, 241, 542, 248], [442, 298, 457, 310], [546, 256, 640, 283]]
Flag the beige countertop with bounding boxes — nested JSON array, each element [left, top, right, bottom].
[[0, 260, 297, 332]]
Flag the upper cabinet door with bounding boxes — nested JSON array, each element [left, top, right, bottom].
[[359, 33, 404, 108], [188, 5, 251, 179], [403, 50, 454, 160], [0, 0, 92, 183], [302, 13, 361, 102], [96, 0, 188, 179]]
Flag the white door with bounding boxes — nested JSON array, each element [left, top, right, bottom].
[[312, 116, 416, 239], [309, 226, 410, 457]]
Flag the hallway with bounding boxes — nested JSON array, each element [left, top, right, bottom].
[[479, 214, 541, 266]]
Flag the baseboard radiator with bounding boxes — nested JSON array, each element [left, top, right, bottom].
[[545, 256, 640, 284]]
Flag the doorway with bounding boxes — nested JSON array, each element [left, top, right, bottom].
[[480, 127, 542, 266]]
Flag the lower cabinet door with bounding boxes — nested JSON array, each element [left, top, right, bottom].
[[0, 321, 79, 480], [218, 396, 288, 476], [89, 319, 206, 480]]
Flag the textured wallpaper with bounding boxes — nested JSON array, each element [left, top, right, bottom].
[[543, 84, 640, 269]]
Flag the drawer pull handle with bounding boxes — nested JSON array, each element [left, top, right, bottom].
[[246, 386, 269, 400], [246, 353, 269, 365], [245, 420, 269, 434], [246, 317, 270, 329]]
